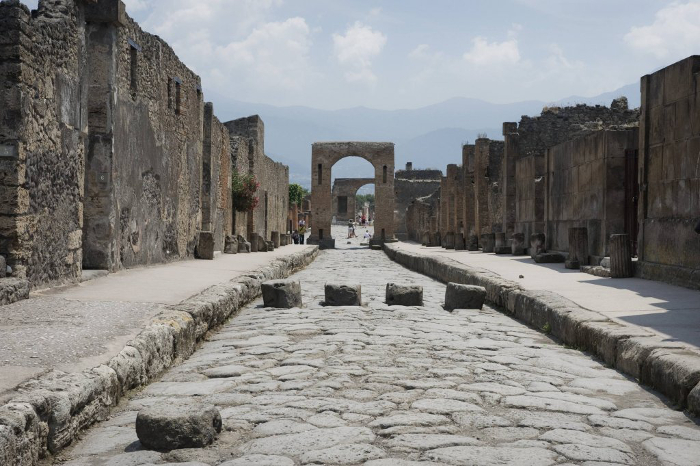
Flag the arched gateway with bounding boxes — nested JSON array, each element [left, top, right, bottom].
[[309, 142, 395, 248], [332, 178, 375, 222]]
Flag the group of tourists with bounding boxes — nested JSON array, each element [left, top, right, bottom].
[[292, 219, 306, 244], [356, 214, 371, 226]]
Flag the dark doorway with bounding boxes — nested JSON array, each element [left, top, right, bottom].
[[338, 196, 348, 214]]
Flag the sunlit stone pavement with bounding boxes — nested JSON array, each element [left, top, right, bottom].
[[57, 226, 700, 465]]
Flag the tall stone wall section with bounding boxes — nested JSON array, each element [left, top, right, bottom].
[[406, 189, 440, 243], [394, 168, 441, 240], [505, 102, 639, 242], [226, 116, 289, 241], [545, 129, 638, 260], [0, 0, 289, 289], [0, 0, 87, 287], [638, 56, 700, 289], [462, 144, 476, 238]]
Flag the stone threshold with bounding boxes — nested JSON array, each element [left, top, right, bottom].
[[0, 246, 319, 465], [383, 242, 700, 418]]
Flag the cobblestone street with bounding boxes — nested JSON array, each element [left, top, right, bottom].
[[58, 232, 700, 466]]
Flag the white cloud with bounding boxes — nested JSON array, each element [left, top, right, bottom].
[[624, 1, 700, 59], [463, 37, 520, 66], [333, 22, 387, 84]]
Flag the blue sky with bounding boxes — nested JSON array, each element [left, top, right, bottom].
[[22, 0, 700, 110]]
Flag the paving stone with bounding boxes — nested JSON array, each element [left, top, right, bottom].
[[453, 413, 512, 428], [657, 425, 700, 440], [552, 444, 635, 464], [642, 437, 700, 466], [502, 395, 606, 415], [220, 455, 295, 466], [370, 413, 451, 428], [424, 446, 557, 465], [539, 429, 631, 453], [384, 434, 480, 450], [240, 426, 375, 456], [411, 398, 484, 414], [611, 407, 689, 425], [299, 443, 385, 464]]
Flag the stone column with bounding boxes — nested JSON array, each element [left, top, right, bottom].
[[566, 227, 588, 269], [444, 232, 455, 249], [481, 233, 495, 253], [610, 234, 633, 278], [494, 232, 509, 254], [250, 232, 259, 252], [467, 234, 479, 251], [271, 231, 280, 248], [511, 233, 526, 255], [454, 234, 465, 250], [530, 233, 546, 259]]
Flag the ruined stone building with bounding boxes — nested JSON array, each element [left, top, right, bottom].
[[394, 164, 441, 240], [0, 0, 289, 290], [406, 55, 700, 290], [332, 177, 374, 222]]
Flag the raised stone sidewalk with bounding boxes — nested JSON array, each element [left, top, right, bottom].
[[0, 245, 318, 464], [384, 242, 700, 416]]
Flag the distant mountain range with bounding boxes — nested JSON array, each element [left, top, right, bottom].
[[208, 83, 640, 188]]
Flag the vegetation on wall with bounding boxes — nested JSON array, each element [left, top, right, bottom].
[[232, 171, 260, 212]]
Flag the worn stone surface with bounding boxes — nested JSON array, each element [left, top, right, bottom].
[[324, 284, 362, 306], [135, 400, 222, 450], [196, 232, 215, 260], [224, 236, 238, 254], [56, 227, 700, 466], [444, 283, 486, 311], [386, 283, 423, 306], [261, 280, 302, 309]]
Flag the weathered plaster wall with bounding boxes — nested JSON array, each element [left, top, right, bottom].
[[0, 0, 87, 287], [545, 129, 638, 259], [638, 56, 700, 288]]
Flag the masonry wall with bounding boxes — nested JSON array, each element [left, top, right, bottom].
[[545, 129, 638, 260], [462, 144, 476, 237], [445, 164, 463, 238], [394, 168, 441, 240], [406, 189, 440, 243], [0, 0, 87, 287], [638, 56, 700, 288], [506, 101, 639, 242], [226, 116, 289, 241]]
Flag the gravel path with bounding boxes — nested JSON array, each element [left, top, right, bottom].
[[57, 233, 700, 466]]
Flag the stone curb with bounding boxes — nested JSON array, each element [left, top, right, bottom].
[[0, 246, 319, 466], [383, 243, 700, 417]]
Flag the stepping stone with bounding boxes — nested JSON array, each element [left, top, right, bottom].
[[325, 284, 361, 306], [261, 280, 302, 308], [386, 283, 423, 306], [135, 400, 222, 450], [444, 283, 486, 311]]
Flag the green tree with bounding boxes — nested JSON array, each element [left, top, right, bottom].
[[356, 193, 375, 207], [289, 183, 305, 207]]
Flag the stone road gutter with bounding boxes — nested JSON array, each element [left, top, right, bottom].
[[383, 243, 700, 417], [0, 247, 318, 466]]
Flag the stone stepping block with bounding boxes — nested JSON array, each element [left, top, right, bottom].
[[534, 252, 565, 263], [325, 284, 361, 306], [261, 279, 302, 308], [136, 400, 222, 450], [386, 283, 423, 306], [444, 283, 486, 311]]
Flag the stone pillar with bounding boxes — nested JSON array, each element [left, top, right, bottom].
[[454, 234, 465, 250], [444, 232, 455, 249], [494, 233, 509, 254], [271, 231, 280, 248], [481, 233, 495, 253], [566, 227, 588, 269], [610, 234, 633, 278], [511, 233, 526, 255], [467, 234, 479, 251], [530, 233, 546, 259], [421, 232, 430, 246], [250, 232, 259, 252]]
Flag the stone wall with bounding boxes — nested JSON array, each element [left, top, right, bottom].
[[505, 101, 639, 242], [638, 56, 700, 289], [0, 0, 87, 288], [226, 116, 289, 241], [545, 129, 639, 260], [405, 189, 440, 243], [0, 0, 289, 289], [394, 168, 441, 240], [332, 177, 374, 222], [461, 144, 476, 237]]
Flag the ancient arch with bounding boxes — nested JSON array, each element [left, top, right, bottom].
[[332, 178, 374, 222], [309, 142, 395, 247]]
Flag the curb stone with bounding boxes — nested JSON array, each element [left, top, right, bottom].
[[383, 243, 700, 417], [0, 246, 318, 466]]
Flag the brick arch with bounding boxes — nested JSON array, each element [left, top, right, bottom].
[[309, 142, 395, 247], [332, 178, 374, 221]]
